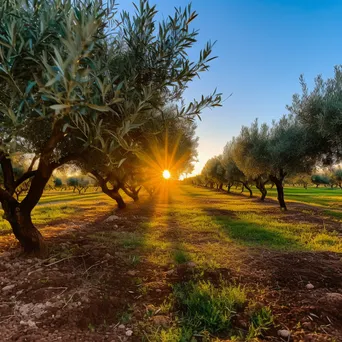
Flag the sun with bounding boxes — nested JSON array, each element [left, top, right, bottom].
[[162, 170, 171, 179]]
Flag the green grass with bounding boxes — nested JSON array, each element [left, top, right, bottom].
[[173, 249, 191, 264], [265, 186, 342, 208], [147, 280, 273, 341], [173, 280, 246, 334]]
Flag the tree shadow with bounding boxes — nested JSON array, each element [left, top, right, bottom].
[[203, 208, 304, 250]]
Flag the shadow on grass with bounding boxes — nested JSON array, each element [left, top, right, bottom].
[[203, 208, 303, 251]]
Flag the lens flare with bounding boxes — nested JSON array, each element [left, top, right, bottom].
[[162, 170, 171, 179]]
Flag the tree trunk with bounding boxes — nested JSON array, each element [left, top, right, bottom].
[[274, 180, 286, 210], [255, 181, 267, 201], [227, 183, 232, 193], [270, 175, 287, 210], [91, 172, 126, 209], [240, 185, 245, 193], [121, 185, 141, 202], [219, 183, 223, 190], [0, 170, 51, 255], [3, 201, 46, 254], [243, 182, 253, 197]]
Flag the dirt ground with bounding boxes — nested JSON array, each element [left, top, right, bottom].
[[0, 187, 342, 342]]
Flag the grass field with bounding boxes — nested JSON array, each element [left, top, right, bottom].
[[228, 185, 342, 220], [0, 184, 342, 341]]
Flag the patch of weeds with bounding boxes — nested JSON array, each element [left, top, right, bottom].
[[159, 298, 173, 314], [173, 280, 246, 335], [40, 278, 49, 284], [245, 305, 274, 340], [148, 326, 194, 342], [173, 249, 190, 264], [128, 254, 141, 266], [88, 323, 96, 332], [119, 311, 132, 324], [121, 232, 145, 249], [138, 284, 149, 296]]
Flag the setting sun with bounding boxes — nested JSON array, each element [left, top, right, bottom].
[[162, 170, 171, 179]]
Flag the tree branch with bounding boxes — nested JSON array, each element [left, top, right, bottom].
[[14, 170, 37, 189], [27, 155, 39, 172], [0, 154, 15, 195]]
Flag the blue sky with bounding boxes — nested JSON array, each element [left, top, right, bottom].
[[119, 0, 342, 174]]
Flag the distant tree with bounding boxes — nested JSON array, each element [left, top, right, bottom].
[[293, 174, 311, 189], [311, 174, 330, 188], [201, 156, 225, 189], [233, 118, 315, 209], [67, 177, 89, 195], [334, 168, 342, 188], [222, 141, 252, 197], [53, 178, 63, 189], [231, 121, 269, 201]]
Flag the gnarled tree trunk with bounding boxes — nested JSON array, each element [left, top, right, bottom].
[[270, 170, 287, 210], [121, 185, 141, 202], [242, 182, 253, 197], [91, 171, 126, 209], [2, 199, 45, 254], [0, 155, 52, 255], [255, 179, 267, 201]]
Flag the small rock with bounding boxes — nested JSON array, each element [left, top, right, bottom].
[[186, 261, 196, 268], [105, 215, 120, 222], [2, 284, 15, 292], [104, 253, 113, 260], [27, 320, 37, 328], [165, 269, 175, 275], [127, 270, 136, 276], [320, 292, 342, 306], [156, 289, 162, 293], [118, 324, 125, 329], [306, 283, 314, 290], [125, 329, 133, 336], [278, 329, 291, 338]]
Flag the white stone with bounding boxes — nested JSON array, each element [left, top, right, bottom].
[[278, 330, 291, 338], [105, 215, 120, 222], [118, 324, 125, 329], [2, 284, 15, 292], [27, 320, 37, 328], [306, 283, 314, 290], [125, 329, 133, 336]]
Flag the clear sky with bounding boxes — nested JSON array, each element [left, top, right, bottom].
[[119, 0, 342, 175]]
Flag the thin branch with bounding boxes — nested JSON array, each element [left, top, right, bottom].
[[14, 170, 37, 189], [27, 155, 39, 172]]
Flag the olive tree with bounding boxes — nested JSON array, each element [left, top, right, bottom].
[[232, 121, 270, 201], [0, 0, 221, 254], [288, 68, 342, 163], [233, 118, 315, 210], [201, 156, 225, 189], [222, 140, 252, 196]]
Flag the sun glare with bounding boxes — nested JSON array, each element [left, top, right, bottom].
[[162, 170, 171, 179]]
